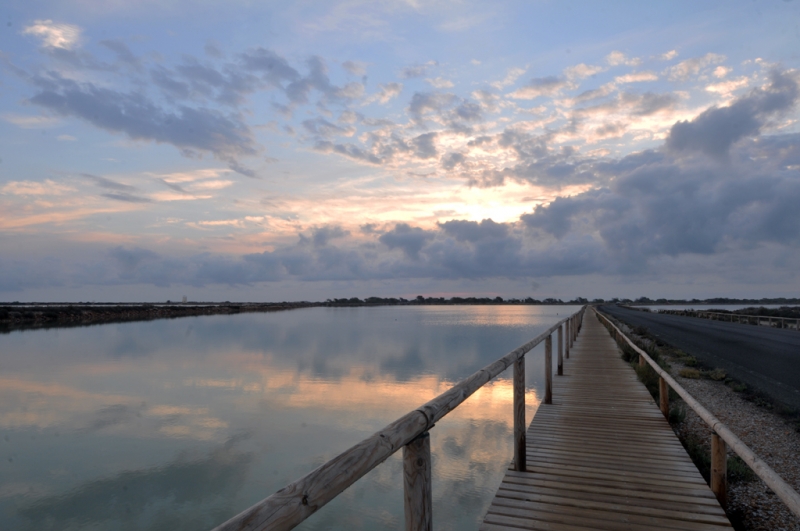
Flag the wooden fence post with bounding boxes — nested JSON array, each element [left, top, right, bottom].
[[404, 432, 432, 531], [711, 433, 727, 508], [565, 319, 570, 359], [557, 325, 563, 376], [544, 335, 553, 405], [513, 357, 526, 472], [659, 376, 669, 418]]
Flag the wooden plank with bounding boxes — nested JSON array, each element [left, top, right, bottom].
[[482, 309, 732, 530]]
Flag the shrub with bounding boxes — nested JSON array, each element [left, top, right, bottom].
[[679, 368, 701, 379], [708, 368, 727, 381]]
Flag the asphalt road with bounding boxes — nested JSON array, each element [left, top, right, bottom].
[[598, 305, 800, 412]]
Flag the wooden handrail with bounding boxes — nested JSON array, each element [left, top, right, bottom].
[[595, 307, 800, 518], [211, 307, 587, 531]]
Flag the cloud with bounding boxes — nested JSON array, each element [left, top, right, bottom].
[[614, 71, 659, 84], [666, 53, 726, 81], [400, 61, 438, 79], [410, 132, 438, 159], [426, 77, 454, 89], [667, 70, 799, 158], [342, 60, 367, 76], [522, 132, 800, 270], [408, 91, 458, 123], [1, 179, 74, 196], [659, 50, 679, 61], [491, 67, 526, 90], [365, 82, 403, 104], [439, 219, 509, 242], [508, 76, 568, 99], [606, 51, 641, 67], [22, 20, 82, 49], [311, 225, 350, 246], [28, 74, 258, 175], [564, 63, 605, 80], [379, 223, 434, 259]]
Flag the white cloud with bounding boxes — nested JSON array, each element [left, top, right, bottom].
[[564, 63, 605, 80], [713, 66, 732, 79], [365, 82, 403, 104], [1, 180, 75, 196], [426, 77, 454, 89], [605, 51, 642, 67], [666, 53, 726, 81], [491, 67, 526, 89], [614, 71, 659, 84], [22, 20, 82, 49], [659, 50, 679, 61], [57, 134, 77, 141]]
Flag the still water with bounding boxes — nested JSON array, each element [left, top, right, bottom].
[[0, 305, 578, 531]]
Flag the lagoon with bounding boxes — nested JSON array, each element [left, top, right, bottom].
[[0, 305, 578, 531]]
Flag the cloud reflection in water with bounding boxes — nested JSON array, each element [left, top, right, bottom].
[[0, 306, 576, 530]]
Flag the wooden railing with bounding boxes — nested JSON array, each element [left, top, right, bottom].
[[211, 307, 586, 531], [658, 309, 800, 330], [595, 307, 800, 517]]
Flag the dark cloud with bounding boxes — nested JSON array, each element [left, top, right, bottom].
[[410, 132, 438, 159], [311, 225, 350, 247], [439, 219, 509, 242], [666, 70, 799, 158], [441, 152, 466, 170], [29, 74, 258, 175], [379, 223, 435, 259], [238, 47, 300, 86], [408, 92, 457, 123], [82, 173, 136, 191], [98, 39, 139, 67], [102, 192, 152, 203], [302, 117, 352, 138], [523, 133, 800, 270]]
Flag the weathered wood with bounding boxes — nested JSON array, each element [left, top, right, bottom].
[[565, 319, 570, 359], [404, 432, 432, 531], [544, 334, 553, 405], [513, 357, 526, 472], [596, 308, 800, 519], [659, 376, 669, 418], [557, 325, 563, 376], [482, 310, 732, 531], [711, 433, 727, 508]]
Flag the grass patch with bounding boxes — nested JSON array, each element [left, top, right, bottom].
[[680, 434, 756, 484], [679, 368, 701, 379], [707, 368, 727, 381]]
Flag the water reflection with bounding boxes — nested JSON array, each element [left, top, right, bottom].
[[0, 305, 578, 530]]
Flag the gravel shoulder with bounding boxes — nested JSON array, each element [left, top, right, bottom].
[[603, 310, 800, 531]]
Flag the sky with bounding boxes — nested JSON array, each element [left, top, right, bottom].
[[1, 0, 799, 302]]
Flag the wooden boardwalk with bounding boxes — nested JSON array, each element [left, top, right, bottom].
[[481, 310, 733, 531]]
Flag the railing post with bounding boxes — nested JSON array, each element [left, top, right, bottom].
[[513, 357, 526, 472], [658, 376, 669, 418], [638, 352, 646, 368], [557, 325, 563, 376], [403, 432, 432, 531], [565, 319, 570, 359], [544, 334, 553, 405], [711, 433, 727, 508]]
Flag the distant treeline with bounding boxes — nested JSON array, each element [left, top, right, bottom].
[[324, 296, 591, 306]]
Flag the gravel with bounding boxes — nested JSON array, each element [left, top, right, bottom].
[[671, 359, 800, 531], [606, 312, 800, 530]]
